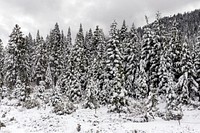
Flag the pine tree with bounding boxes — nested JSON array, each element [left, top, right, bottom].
[[140, 24, 160, 116], [64, 27, 72, 70], [169, 20, 183, 81], [0, 39, 4, 88], [145, 85, 158, 119], [13, 79, 27, 102], [25, 33, 34, 82], [194, 26, 200, 101], [4, 24, 30, 89], [25, 33, 34, 62], [105, 21, 129, 113], [60, 30, 67, 70], [124, 23, 140, 97], [31, 30, 41, 74], [92, 26, 106, 105], [48, 23, 63, 87], [119, 20, 128, 43], [84, 28, 93, 73], [176, 42, 198, 105], [85, 29, 93, 51], [16, 31, 31, 86], [165, 69, 182, 120], [57, 27, 72, 93], [140, 26, 154, 95], [158, 50, 172, 98], [135, 60, 148, 99], [68, 74, 82, 103], [45, 63, 53, 89], [32, 37, 48, 85], [83, 77, 99, 109], [67, 27, 72, 48], [151, 13, 165, 91], [67, 24, 86, 102]]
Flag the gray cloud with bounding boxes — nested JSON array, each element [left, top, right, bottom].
[[0, 0, 200, 45]]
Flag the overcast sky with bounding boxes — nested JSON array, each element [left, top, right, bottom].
[[0, 0, 200, 45]]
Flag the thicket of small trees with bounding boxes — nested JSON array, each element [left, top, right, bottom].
[[0, 10, 200, 120]]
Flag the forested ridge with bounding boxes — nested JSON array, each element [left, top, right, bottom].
[[0, 9, 200, 121]]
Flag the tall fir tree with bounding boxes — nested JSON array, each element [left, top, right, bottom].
[[58, 28, 72, 93], [67, 24, 85, 103], [176, 42, 198, 105], [92, 26, 107, 105], [0, 39, 4, 87], [124, 23, 140, 97], [84, 28, 93, 70], [169, 20, 183, 81], [64, 27, 72, 69], [194, 26, 200, 101], [48, 23, 63, 87], [4, 24, 30, 89], [135, 60, 148, 99], [105, 21, 129, 113], [60, 30, 67, 70], [140, 26, 154, 95], [32, 37, 48, 85]]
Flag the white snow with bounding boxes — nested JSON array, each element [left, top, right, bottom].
[[0, 99, 200, 133]]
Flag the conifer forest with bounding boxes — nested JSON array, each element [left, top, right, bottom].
[[1, 8, 200, 133]]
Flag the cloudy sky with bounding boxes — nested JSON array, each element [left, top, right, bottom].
[[0, 0, 200, 45]]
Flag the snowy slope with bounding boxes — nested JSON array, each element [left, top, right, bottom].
[[0, 99, 200, 133]]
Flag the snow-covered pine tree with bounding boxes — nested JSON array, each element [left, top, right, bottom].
[[67, 24, 85, 102], [165, 68, 182, 120], [158, 46, 173, 99], [63, 27, 72, 70], [135, 60, 148, 99], [105, 21, 129, 113], [119, 20, 128, 54], [32, 37, 48, 86], [57, 27, 73, 93], [67, 27, 72, 48], [32, 31, 41, 56], [45, 63, 53, 89], [67, 74, 82, 103], [139, 25, 154, 96], [169, 20, 183, 81], [0, 39, 4, 88], [84, 28, 93, 72], [119, 20, 128, 43], [25, 33, 34, 82], [176, 42, 198, 105], [94, 26, 106, 60], [145, 84, 158, 119], [3, 25, 19, 89], [151, 12, 166, 94], [92, 26, 107, 105], [12, 79, 27, 103], [140, 24, 160, 116], [124, 23, 140, 98], [83, 77, 99, 109], [48, 23, 63, 87], [194, 26, 200, 101], [148, 13, 163, 93], [31, 30, 41, 73], [16, 31, 31, 86], [60, 30, 67, 70], [66, 27, 72, 65], [4, 24, 30, 89], [85, 29, 93, 51]]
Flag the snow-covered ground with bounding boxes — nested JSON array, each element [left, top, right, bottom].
[[0, 99, 200, 133]]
